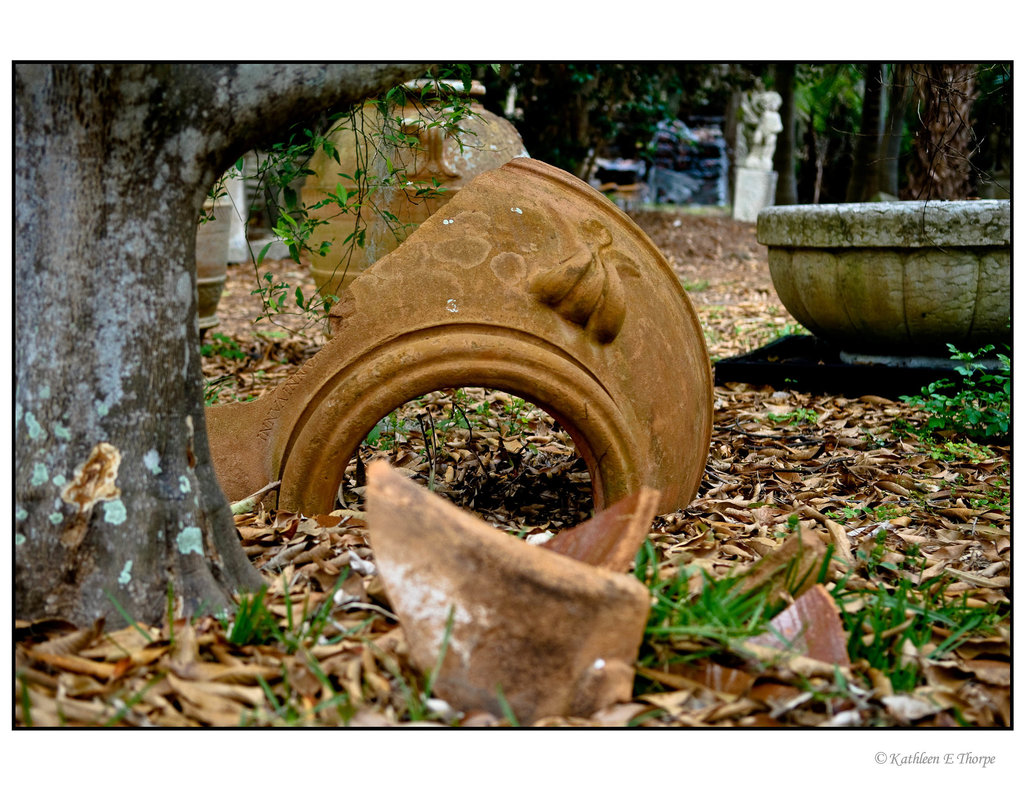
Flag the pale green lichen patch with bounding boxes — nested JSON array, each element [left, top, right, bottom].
[[176, 525, 204, 556], [143, 449, 162, 475], [49, 512, 63, 525], [179, 475, 192, 494], [16, 507, 28, 521], [54, 424, 72, 441], [176, 271, 192, 307], [39, 385, 51, 399], [96, 401, 109, 417], [16, 533, 26, 546], [25, 412, 45, 440], [118, 560, 133, 585], [104, 498, 128, 525], [52, 474, 67, 488], [31, 463, 48, 486]]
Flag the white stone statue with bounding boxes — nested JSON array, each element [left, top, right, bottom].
[[740, 91, 783, 172]]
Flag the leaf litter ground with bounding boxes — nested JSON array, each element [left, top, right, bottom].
[[15, 209, 1010, 728]]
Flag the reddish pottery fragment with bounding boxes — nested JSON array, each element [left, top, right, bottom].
[[540, 486, 659, 572], [366, 461, 652, 724], [749, 583, 851, 667]]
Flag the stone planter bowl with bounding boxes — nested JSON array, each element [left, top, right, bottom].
[[757, 200, 1010, 355]]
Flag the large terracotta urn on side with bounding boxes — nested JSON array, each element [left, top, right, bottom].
[[195, 195, 233, 332], [208, 158, 714, 518], [302, 80, 528, 300], [757, 200, 1010, 356]]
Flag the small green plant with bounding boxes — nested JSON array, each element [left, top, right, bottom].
[[832, 504, 910, 525], [639, 566, 784, 666], [494, 684, 521, 726], [770, 321, 810, 342], [363, 412, 407, 451], [203, 377, 229, 406], [247, 651, 355, 727], [224, 587, 280, 646], [200, 332, 246, 361], [901, 342, 1010, 442], [827, 531, 1007, 693], [202, 374, 257, 406], [766, 407, 819, 426], [965, 476, 1010, 514], [17, 671, 33, 727], [224, 572, 348, 652], [500, 396, 532, 435], [103, 590, 157, 644], [925, 437, 993, 462]]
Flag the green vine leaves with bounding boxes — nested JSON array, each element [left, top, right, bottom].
[[528, 218, 640, 344]]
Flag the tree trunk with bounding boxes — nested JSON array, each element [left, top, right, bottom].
[[846, 63, 886, 202], [724, 88, 744, 206], [880, 63, 912, 196], [772, 62, 798, 205], [904, 63, 978, 200], [15, 63, 427, 627]]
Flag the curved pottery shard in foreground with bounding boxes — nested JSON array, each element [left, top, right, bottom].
[[207, 158, 713, 516], [758, 200, 1010, 355], [367, 461, 657, 723]]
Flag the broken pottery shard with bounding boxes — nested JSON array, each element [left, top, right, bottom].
[[366, 461, 651, 725], [541, 487, 659, 572], [748, 583, 851, 667]]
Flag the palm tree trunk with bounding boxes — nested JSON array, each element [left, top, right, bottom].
[[847, 63, 886, 202], [772, 62, 799, 205], [904, 64, 978, 200]]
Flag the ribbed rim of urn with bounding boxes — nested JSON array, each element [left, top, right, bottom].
[[756, 200, 1010, 248]]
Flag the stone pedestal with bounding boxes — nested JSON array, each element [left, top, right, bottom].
[[225, 169, 249, 264], [732, 167, 777, 223]]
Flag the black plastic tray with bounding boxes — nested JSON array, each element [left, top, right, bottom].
[[713, 335, 951, 398]]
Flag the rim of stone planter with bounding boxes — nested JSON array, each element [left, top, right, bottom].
[[757, 199, 1010, 248], [208, 157, 713, 517], [756, 199, 1011, 355]]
